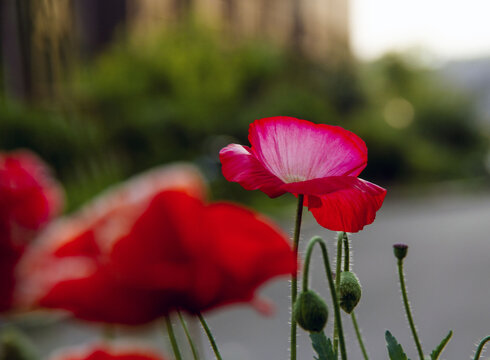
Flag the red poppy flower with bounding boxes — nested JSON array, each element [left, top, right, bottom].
[[219, 116, 386, 232], [17, 164, 296, 325], [0, 150, 63, 312], [50, 344, 166, 360]]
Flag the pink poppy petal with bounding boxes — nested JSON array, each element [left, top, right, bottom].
[[248, 117, 367, 183], [219, 144, 286, 198], [282, 177, 386, 232]]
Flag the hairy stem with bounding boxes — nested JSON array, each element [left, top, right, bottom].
[[333, 232, 344, 354], [198, 314, 223, 360], [102, 325, 115, 341], [351, 311, 369, 360], [177, 311, 200, 360], [343, 234, 369, 359], [343, 232, 350, 272], [397, 259, 424, 360], [305, 236, 348, 360], [165, 317, 182, 360], [290, 194, 304, 360], [474, 335, 490, 360]]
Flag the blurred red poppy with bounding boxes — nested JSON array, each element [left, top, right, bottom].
[[220, 116, 386, 232], [0, 150, 63, 312], [50, 344, 166, 360], [17, 164, 296, 325]]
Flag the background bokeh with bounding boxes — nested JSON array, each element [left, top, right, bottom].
[[1, 1, 490, 359], [2, 0, 489, 210]]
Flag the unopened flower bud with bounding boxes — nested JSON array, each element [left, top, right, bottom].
[[393, 243, 408, 260], [294, 290, 328, 332], [339, 271, 362, 314]]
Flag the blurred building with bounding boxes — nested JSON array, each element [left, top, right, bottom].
[[1, 0, 350, 100], [128, 0, 351, 62]]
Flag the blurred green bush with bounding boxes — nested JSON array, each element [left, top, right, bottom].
[[0, 24, 487, 212]]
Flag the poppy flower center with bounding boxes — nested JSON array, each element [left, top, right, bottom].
[[282, 174, 307, 183]]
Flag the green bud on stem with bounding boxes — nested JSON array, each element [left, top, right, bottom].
[[294, 290, 329, 333], [339, 271, 362, 314], [393, 243, 408, 260]]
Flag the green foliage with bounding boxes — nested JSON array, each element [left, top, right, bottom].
[[385, 331, 410, 360], [355, 53, 487, 183], [430, 330, 453, 360], [309, 332, 336, 360], [0, 25, 487, 210]]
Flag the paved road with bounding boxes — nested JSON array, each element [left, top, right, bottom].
[[205, 192, 490, 360]]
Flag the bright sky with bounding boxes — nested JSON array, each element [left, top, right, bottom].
[[350, 0, 490, 61]]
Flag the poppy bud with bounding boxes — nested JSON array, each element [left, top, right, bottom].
[[393, 243, 408, 260], [339, 271, 362, 314], [294, 290, 328, 333]]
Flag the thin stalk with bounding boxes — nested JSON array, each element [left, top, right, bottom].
[[343, 234, 369, 359], [343, 232, 350, 272], [177, 311, 200, 360], [474, 335, 490, 360], [165, 317, 183, 360], [397, 259, 424, 360], [291, 194, 304, 360], [351, 312, 369, 360], [333, 232, 344, 354], [304, 236, 348, 360], [102, 325, 115, 341], [198, 314, 223, 360]]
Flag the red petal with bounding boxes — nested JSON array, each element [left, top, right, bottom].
[[189, 202, 296, 311], [219, 144, 286, 198], [282, 177, 386, 232], [50, 344, 166, 360], [110, 191, 208, 291], [0, 150, 63, 239], [39, 268, 176, 325], [248, 117, 368, 183], [15, 165, 207, 323]]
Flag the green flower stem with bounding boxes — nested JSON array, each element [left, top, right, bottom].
[[165, 317, 183, 360], [351, 311, 369, 360], [474, 335, 490, 360], [343, 232, 350, 272], [177, 311, 200, 360], [333, 232, 345, 354], [291, 194, 304, 360], [102, 325, 115, 341], [198, 314, 223, 360], [397, 258, 424, 360], [304, 236, 348, 360], [343, 233, 369, 360]]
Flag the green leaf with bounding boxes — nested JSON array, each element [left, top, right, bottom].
[[309, 332, 336, 360], [430, 330, 453, 360], [386, 330, 409, 360]]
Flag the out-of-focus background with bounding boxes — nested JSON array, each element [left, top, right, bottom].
[[1, 0, 490, 359]]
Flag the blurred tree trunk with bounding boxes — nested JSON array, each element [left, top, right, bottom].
[[1, 0, 78, 101], [30, 0, 77, 100], [1, 0, 33, 100], [223, 0, 237, 29], [73, 0, 127, 59], [259, 0, 272, 35], [291, 0, 304, 53], [174, 0, 193, 20]]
